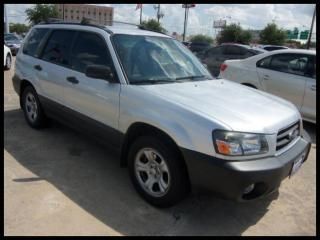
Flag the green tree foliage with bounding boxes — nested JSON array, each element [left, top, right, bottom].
[[9, 23, 30, 34], [140, 19, 167, 34], [25, 4, 59, 25], [217, 24, 252, 45], [189, 34, 213, 44], [259, 23, 287, 45]]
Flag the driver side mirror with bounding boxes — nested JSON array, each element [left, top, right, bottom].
[[85, 65, 116, 83]]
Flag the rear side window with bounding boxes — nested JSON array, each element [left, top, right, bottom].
[[206, 47, 222, 57], [23, 28, 49, 57], [225, 46, 242, 55], [264, 46, 285, 51], [71, 32, 112, 73], [41, 30, 76, 67]]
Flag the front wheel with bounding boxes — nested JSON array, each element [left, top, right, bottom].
[[4, 54, 11, 70], [128, 136, 190, 208]]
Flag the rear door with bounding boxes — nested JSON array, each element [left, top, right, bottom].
[[256, 53, 310, 110], [301, 55, 316, 122], [37, 29, 77, 104]]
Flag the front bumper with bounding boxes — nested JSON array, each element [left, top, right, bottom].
[[181, 132, 311, 201]]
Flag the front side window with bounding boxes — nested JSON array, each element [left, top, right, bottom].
[[112, 34, 212, 84], [71, 32, 112, 73], [269, 54, 309, 76], [257, 56, 272, 68], [23, 28, 49, 57], [41, 30, 76, 67]]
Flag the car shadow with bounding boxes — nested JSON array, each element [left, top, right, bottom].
[[5, 109, 284, 236]]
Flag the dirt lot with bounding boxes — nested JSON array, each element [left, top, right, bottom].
[[4, 58, 316, 236]]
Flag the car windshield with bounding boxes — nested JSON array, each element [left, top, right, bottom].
[[112, 34, 213, 84]]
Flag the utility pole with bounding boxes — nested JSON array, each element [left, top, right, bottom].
[[183, 7, 188, 41], [62, 4, 64, 21], [182, 4, 195, 42], [306, 4, 316, 49], [140, 5, 143, 24], [4, 4, 9, 33], [157, 4, 160, 22]]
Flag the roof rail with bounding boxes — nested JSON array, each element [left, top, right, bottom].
[[37, 18, 113, 34], [104, 20, 169, 36]]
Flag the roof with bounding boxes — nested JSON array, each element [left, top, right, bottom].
[[266, 49, 316, 54]]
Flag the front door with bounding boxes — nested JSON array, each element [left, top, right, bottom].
[[256, 53, 309, 110], [63, 30, 121, 147]]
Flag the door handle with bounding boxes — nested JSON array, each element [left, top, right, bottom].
[[263, 74, 270, 80], [34, 65, 42, 71], [66, 76, 79, 84], [310, 85, 316, 91]]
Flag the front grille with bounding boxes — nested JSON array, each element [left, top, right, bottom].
[[276, 121, 300, 151]]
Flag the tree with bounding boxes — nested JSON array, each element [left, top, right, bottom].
[[140, 19, 167, 34], [259, 23, 287, 45], [189, 34, 213, 44], [217, 24, 252, 44], [9, 23, 30, 34], [25, 4, 59, 25]]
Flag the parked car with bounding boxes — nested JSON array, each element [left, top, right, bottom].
[[13, 23, 311, 207], [182, 41, 191, 48], [189, 41, 211, 54], [4, 44, 12, 70], [219, 49, 316, 124], [259, 45, 289, 51], [201, 43, 266, 77], [4, 33, 22, 56]]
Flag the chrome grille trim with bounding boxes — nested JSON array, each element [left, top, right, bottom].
[[276, 121, 300, 151]]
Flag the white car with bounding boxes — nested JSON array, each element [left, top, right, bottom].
[[4, 44, 12, 70], [219, 49, 316, 124]]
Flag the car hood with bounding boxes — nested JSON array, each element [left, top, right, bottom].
[[140, 79, 300, 134], [5, 40, 21, 45]]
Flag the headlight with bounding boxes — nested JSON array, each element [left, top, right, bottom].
[[213, 130, 268, 156], [9, 44, 19, 48]]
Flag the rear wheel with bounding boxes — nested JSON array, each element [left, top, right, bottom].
[[128, 136, 190, 208], [21, 86, 47, 129]]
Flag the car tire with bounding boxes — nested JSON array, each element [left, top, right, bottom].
[[21, 86, 47, 129], [4, 54, 11, 70], [128, 135, 190, 208]]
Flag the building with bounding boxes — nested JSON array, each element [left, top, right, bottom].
[[248, 30, 261, 43], [55, 4, 113, 25]]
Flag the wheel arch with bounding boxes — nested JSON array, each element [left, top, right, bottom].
[[241, 82, 257, 89], [120, 122, 188, 171]]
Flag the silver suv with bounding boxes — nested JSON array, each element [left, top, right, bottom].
[[13, 22, 311, 207]]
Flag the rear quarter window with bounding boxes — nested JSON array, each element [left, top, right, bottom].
[[23, 28, 49, 57]]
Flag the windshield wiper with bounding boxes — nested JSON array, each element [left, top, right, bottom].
[[131, 79, 175, 85], [175, 75, 209, 81]]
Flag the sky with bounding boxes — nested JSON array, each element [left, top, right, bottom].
[[5, 3, 316, 40]]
